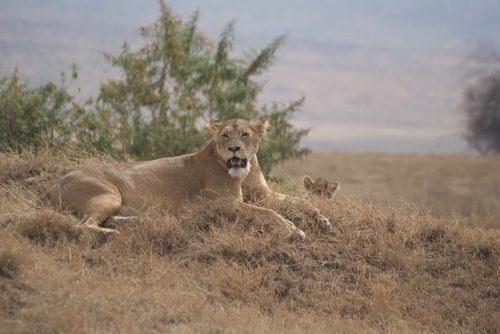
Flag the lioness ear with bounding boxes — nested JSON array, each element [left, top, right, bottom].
[[208, 119, 223, 133], [252, 119, 269, 139], [303, 175, 313, 190]]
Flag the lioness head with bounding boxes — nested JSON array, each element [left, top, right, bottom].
[[303, 175, 340, 198], [209, 119, 269, 179]]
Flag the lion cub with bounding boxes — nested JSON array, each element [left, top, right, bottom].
[[303, 175, 340, 199]]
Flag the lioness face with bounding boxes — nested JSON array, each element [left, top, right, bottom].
[[210, 119, 268, 179]]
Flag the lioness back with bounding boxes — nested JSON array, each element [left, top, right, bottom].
[[50, 153, 201, 216]]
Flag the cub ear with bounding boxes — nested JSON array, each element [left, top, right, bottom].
[[303, 175, 313, 191], [208, 119, 223, 133], [330, 181, 341, 194], [251, 119, 269, 138]]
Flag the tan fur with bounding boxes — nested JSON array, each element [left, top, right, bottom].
[[49, 119, 305, 239], [303, 175, 340, 199]]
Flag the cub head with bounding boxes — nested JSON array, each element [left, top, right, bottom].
[[209, 118, 269, 179], [303, 175, 340, 198]]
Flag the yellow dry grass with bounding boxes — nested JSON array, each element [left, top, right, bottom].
[[0, 148, 499, 333]]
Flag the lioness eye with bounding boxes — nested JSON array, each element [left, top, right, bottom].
[[241, 132, 249, 138], [222, 133, 229, 139]]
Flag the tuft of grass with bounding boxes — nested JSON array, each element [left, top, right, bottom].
[[0, 236, 35, 328], [0, 250, 21, 280], [15, 211, 84, 246]]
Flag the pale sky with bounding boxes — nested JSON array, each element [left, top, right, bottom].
[[1, 0, 499, 152]]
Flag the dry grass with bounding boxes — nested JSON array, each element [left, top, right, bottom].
[[272, 152, 500, 229], [0, 148, 499, 333]]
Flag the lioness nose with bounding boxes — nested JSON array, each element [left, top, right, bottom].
[[228, 146, 241, 153]]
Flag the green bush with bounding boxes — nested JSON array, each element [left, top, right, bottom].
[[464, 70, 500, 154], [0, 0, 309, 174], [0, 67, 75, 151]]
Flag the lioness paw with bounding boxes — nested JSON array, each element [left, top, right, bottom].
[[287, 228, 306, 242], [318, 215, 332, 231], [84, 225, 120, 235]]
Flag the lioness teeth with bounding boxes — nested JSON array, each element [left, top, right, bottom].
[[226, 157, 248, 169]]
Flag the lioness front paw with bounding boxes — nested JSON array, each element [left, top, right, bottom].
[[288, 228, 306, 242], [318, 215, 332, 231]]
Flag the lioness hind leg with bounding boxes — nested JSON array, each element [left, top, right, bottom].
[[52, 170, 124, 234], [81, 193, 123, 234]]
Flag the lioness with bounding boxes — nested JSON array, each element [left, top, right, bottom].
[[50, 119, 329, 240]]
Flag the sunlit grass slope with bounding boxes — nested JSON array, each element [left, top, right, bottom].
[[0, 149, 498, 333]]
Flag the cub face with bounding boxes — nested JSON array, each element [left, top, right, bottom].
[[209, 119, 268, 179], [303, 175, 340, 198]]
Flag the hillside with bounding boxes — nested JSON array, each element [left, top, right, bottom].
[[1, 149, 499, 333]]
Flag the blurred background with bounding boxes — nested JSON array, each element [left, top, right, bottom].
[[2, 0, 499, 153]]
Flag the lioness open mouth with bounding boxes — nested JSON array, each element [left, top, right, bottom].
[[227, 157, 248, 169]]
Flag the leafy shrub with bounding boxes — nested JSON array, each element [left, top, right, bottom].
[[0, 67, 76, 151]]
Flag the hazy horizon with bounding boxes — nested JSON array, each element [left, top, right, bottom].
[[2, 0, 499, 153]]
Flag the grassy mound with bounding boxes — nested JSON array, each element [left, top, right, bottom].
[[0, 149, 498, 333]]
